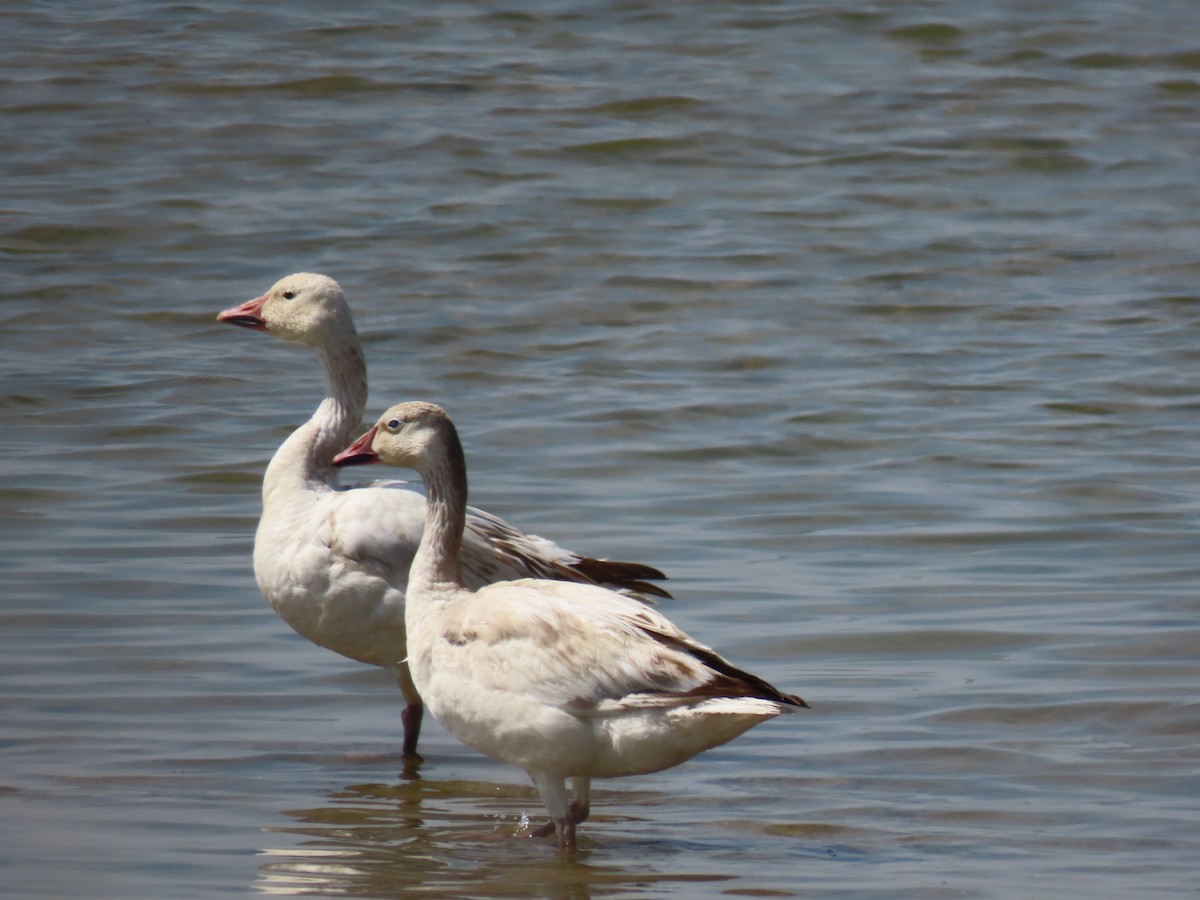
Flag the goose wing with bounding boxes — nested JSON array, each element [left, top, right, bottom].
[[458, 580, 806, 713], [459, 505, 670, 598], [328, 478, 669, 598]]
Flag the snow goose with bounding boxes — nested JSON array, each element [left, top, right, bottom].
[[333, 401, 807, 851], [217, 273, 668, 757]]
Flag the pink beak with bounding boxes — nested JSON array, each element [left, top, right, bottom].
[[216, 293, 268, 330], [333, 426, 380, 467]]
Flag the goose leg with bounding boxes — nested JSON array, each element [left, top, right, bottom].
[[569, 776, 591, 828], [527, 815, 576, 848], [395, 669, 424, 758], [528, 774, 590, 851], [529, 773, 577, 850], [557, 815, 577, 852], [400, 702, 423, 757]]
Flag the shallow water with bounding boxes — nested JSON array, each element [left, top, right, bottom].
[[3, 2, 1199, 897]]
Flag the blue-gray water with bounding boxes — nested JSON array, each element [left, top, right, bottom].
[[3, 2, 1199, 897]]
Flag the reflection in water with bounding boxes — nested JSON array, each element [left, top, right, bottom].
[[255, 765, 735, 898]]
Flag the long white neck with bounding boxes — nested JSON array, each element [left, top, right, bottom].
[[263, 334, 368, 500], [409, 430, 468, 594]]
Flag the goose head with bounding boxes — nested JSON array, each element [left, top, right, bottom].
[[333, 402, 459, 473], [217, 272, 356, 348]]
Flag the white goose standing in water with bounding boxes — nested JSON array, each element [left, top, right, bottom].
[[217, 273, 668, 757], [334, 401, 807, 851]]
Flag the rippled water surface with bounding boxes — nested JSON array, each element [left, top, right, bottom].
[[3, 2, 1199, 897]]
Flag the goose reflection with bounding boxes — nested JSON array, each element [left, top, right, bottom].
[[254, 771, 733, 898]]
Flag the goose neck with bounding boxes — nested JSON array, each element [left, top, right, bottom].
[[264, 335, 368, 495], [410, 436, 467, 594]]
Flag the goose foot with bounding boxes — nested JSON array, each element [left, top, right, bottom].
[[527, 799, 590, 851]]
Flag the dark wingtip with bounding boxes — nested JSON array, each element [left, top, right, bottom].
[[642, 629, 808, 709], [567, 557, 672, 599], [621, 579, 674, 600]]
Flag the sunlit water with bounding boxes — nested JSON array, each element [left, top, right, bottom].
[[3, 2, 1199, 897]]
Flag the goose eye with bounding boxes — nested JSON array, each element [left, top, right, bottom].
[[387, 419, 400, 430], [282, 290, 296, 300]]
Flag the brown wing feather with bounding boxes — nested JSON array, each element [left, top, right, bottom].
[[563, 556, 672, 599], [461, 507, 672, 600], [639, 627, 808, 708]]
